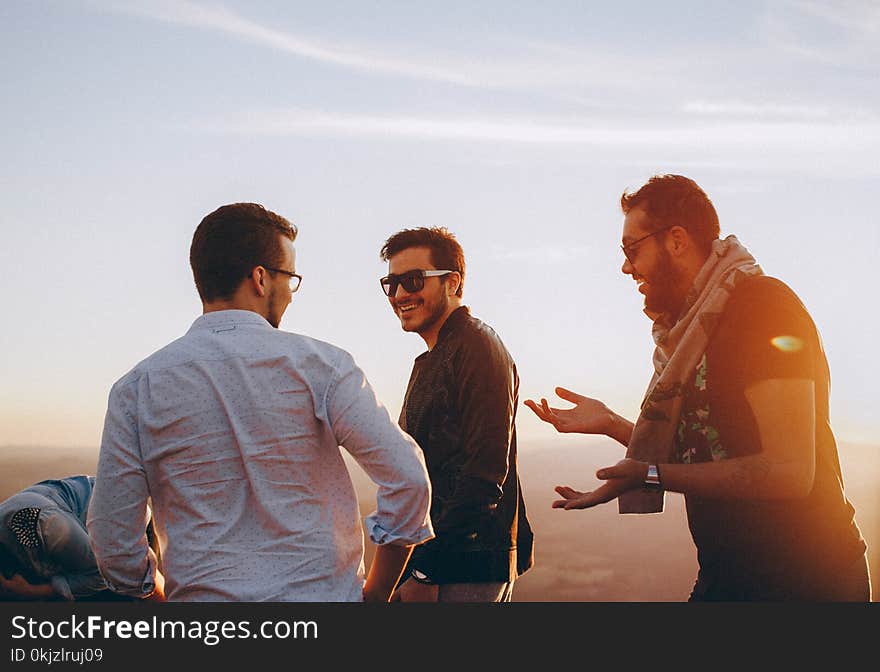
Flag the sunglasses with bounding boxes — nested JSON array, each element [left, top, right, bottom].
[[379, 269, 457, 296], [620, 225, 676, 264]]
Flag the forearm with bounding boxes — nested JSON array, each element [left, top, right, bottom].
[[364, 544, 414, 602], [605, 412, 634, 447], [92, 382, 157, 597], [661, 379, 817, 500], [659, 454, 813, 500], [87, 491, 157, 597]]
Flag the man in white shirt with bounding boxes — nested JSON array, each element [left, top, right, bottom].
[[88, 202, 433, 602]]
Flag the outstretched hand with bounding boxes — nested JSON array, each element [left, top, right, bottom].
[[524, 387, 614, 435], [552, 459, 647, 510]]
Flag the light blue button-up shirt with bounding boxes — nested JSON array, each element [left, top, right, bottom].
[[88, 310, 433, 601]]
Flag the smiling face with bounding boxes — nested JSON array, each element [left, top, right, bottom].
[[387, 246, 460, 348], [621, 206, 686, 317]]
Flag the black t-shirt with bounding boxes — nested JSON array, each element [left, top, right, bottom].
[[673, 276, 866, 600]]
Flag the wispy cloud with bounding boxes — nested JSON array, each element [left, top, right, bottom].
[[683, 101, 832, 121], [93, 1, 878, 131], [85, 1, 753, 102], [761, 0, 880, 66], [783, 0, 880, 34], [682, 100, 878, 123], [185, 108, 880, 178], [94, 0, 478, 85], [192, 108, 880, 150]]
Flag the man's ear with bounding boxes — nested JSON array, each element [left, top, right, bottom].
[[249, 267, 268, 298], [447, 272, 461, 297], [667, 225, 690, 256]]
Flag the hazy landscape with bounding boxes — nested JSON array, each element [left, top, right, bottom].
[[2, 438, 876, 601]]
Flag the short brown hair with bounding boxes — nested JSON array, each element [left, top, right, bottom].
[[621, 174, 720, 256], [379, 227, 466, 297], [190, 203, 297, 302]]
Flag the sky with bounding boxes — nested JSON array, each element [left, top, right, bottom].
[[1, 0, 879, 450]]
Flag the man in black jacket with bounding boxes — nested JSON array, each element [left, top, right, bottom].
[[380, 227, 534, 602]]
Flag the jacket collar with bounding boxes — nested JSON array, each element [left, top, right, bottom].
[[434, 305, 470, 347]]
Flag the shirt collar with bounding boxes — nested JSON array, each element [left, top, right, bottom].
[[187, 309, 273, 333]]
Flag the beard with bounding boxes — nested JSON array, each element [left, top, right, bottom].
[[397, 285, 450, 336], [643, 249, 686, 317], [266, 285, 286, 328]]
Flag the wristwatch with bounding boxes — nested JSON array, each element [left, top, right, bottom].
[[410, 569, 434, 585], [644, 463, 663, 491]]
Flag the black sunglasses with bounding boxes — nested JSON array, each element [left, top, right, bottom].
[[620, 225, 676, 264], [379, 269, 457, 296], [263, 266, 303, 293]]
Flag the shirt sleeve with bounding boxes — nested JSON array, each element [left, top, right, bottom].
[[87, 377, 158, 598], [720, 278, 817, 389], [37, 507, 108, 600], [326, 351, 434, 547]]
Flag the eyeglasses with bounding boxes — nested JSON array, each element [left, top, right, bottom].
[[621, 225, 676, 263], [263, 266, 303, 292], [379, 269, 457, 296]]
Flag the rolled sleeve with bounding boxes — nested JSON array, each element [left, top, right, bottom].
[[327, 351, 434, 546], [87, 377, 157, 598]]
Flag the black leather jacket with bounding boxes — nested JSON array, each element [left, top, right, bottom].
[[400, 306, 534, 584]]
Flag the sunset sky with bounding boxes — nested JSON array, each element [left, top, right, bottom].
[[2, 0, 879, 451]]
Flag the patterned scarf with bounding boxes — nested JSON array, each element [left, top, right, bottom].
[[619, 235, 762, 513]]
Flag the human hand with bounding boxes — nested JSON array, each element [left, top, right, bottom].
[[0, 573, 57, 600], [552, 459, 647, 510], [524, 387, 615, 435], [395, 578, 439, 602]]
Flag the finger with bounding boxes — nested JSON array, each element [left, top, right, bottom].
[[523, 399, 549, 422], [564, 495, 597, 510], [555, 387, 585, 404], [553, 489, 603, 510], [554, 485, 584, 498], [595, 465, 621, 480], [526, 401, 557, 427], [565, 481, 622, 509], [541, 398, 552, 416], [537, 398, 564, 430], [540, 399, 561, 426]]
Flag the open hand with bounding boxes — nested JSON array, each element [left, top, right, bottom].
[[524, 387, 614, 435], [552, 459, 647, 509]]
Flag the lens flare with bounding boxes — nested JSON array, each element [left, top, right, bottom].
[[770, 335, 803, 352]]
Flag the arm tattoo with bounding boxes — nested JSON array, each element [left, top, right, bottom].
[[731, 457, 772, 490]]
